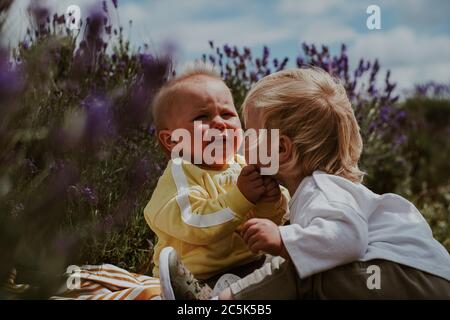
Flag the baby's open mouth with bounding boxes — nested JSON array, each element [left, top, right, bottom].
[[207, 134, 229, 146]]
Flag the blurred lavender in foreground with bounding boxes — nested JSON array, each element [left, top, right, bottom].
[[0, 0, 169, 298]]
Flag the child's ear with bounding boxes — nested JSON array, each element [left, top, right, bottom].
[[158, 129, 176, 153], [279, 135, 293, 165]]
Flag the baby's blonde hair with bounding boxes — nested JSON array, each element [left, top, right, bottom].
[[242, 67, 364, 183], [152, 61, 222, 131]]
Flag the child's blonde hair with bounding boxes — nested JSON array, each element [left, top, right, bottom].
[[242, 67, 364, 183]]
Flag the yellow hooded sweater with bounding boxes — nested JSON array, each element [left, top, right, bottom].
[[144, 155, 290, 280]]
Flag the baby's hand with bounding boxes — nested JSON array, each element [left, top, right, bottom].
[[261, 177, 281, 203], [241, 218, 284, 256], [237, 165, 266, 204]]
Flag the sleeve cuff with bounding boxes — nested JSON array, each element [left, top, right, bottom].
[[253, 198, 283, 217], [278, 224, 307, 279]]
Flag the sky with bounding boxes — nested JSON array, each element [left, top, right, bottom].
[[3, 0, 450, 92]]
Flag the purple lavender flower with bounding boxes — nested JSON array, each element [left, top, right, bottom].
[[243, 47, 251, 57], [111, 0, 118, 9], [53, 13, 65, 25], [148, 124, 156, 136], [102, 1, 108, 13], [223, 44, 232, 57], [279, 57, 288, 70], [262, 46, 269, 65], [413, 82, 450, 99], [21, 40, 30, 50], [81, 187, 98, 204], [87, 10, 105, 37], [255, 58, 261, 68], [81, 92, 113, 145], [273, 58, 279, 68], [139, 53, 171, 89], [379, 106, 390, 122], [28, 2, 49, 33], [0, 50, 24, 98], [127, 158, 152, 191], [395, 110, 407, 121], [302, 43, 310, 54], [394, 134, 407, 146], [24, 159, 39, 175], [230, 46, 238, 58]]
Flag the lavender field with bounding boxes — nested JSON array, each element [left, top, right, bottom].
[[0, 1, 449, 298]]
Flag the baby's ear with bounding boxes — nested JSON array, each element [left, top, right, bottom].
[[158, 129, 176, 153]]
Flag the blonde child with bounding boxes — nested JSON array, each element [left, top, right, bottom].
[[160, 67, 450, 299], [144, 63, 289, 299]]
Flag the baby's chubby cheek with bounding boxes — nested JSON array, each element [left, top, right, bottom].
[[187, 126, 241, 164]]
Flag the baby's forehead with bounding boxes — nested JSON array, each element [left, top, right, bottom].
[[175, 75, 226, 92], [171, 75, 231, 103]]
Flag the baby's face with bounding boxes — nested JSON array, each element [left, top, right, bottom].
[[168, 75, 242, 169]]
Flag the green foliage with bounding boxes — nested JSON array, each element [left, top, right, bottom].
[[402, 97, 450, 193]]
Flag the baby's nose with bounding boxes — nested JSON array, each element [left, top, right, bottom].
[[210, 116, 226, 131]]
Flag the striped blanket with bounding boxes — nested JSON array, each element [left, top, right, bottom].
[[51, 264, 161, 300]]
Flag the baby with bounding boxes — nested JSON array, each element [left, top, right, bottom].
[[160, 67, 450, 299], [143, 63, 289, 294]]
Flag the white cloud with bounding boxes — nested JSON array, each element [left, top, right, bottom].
[[118, 0, 293, 57], [389, 63, 450, 92], [351, 27, 450, 67], [296, 18, 357, 44], [349, 26, 450, 88], [141, 18, 293, 54]]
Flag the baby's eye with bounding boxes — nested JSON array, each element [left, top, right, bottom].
[[221, 112, 236, 119], [193, 114, 208, 121]]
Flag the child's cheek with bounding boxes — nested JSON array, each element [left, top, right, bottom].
[[244, 135, 264, 166]]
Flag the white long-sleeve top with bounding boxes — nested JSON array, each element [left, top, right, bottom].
[[279, 171, 450, 281]]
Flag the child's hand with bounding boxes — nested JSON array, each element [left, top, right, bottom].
[[237, 165, 266, 204], [241, 218, 284, 256], [260, 177, 281, 203]]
